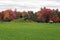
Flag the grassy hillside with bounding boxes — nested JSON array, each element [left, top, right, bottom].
[[0, 22, 60, 40]]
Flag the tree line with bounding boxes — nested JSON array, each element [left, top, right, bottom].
[[0, 7, 60, 23]]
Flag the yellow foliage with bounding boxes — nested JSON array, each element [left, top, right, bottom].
[[3, 12, 10, 20]]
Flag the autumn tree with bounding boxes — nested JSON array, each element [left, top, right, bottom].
[[51, 9, 60, 22], [3, 10, 11, 21]]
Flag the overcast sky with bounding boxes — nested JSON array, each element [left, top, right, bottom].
[[0, 0, 60, 12]]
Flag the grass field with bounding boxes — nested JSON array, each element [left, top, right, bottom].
[[0, 22, 60, 40]]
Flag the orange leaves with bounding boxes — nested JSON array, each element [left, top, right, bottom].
[[2, 9, 17, 21], [52, 16, 60, 22], [3, 10, 11, 20]]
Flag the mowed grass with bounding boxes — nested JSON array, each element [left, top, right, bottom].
[[0, 22, 60, 40]]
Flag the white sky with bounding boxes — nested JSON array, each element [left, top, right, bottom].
[[0, 0, 60, 12]]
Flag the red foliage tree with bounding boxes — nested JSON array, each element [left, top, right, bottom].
[[36, 7, 52, 22]]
